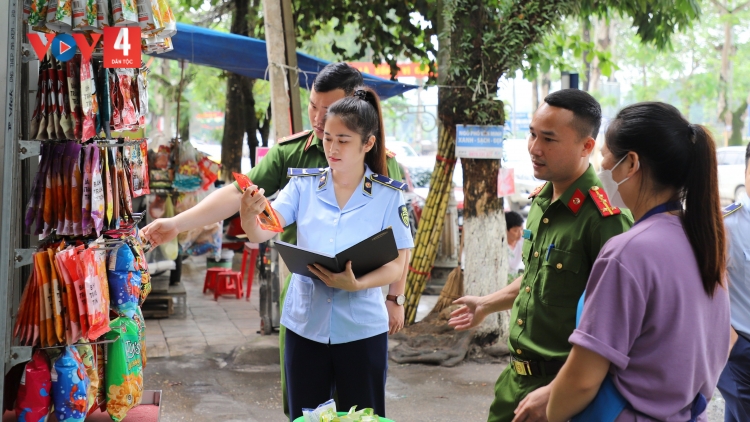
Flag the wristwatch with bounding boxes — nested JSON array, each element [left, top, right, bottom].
[[386, 294, 406, 306]]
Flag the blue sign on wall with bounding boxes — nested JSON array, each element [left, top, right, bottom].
[[456, 125, 504, 159]]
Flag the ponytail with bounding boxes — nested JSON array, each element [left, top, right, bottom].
[[683, 125, 726, 296], [327, 86, 388, 176]]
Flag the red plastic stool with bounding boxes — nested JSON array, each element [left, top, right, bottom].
[[214, 271, 243, 300], [241, 242, 260, 302], [203, 267, 229, 293]]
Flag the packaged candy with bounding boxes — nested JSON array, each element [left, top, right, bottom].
[[75, 341, 99, 414], [25, 144, 50, 234], [95, 0, 109, 31], [233, 172, 284, 233], [111, 0, 138, 26], [66, 55, 83, 140], [15, 350, 52, 422], [42, 145, 55, 237], [62, 143, 75, 235], [105, 317, 143, 421], [71, 144, 83, 235], [72, 0, 97, 31], [116, 69, 138, 127], [35, 252, 55, 347], [155, 0, 174, 36], [80, 57, 98, 141], [93, 344, 106, 414], [57, 57, 75, 139], [55, 248, 82, 344], [45, 0, 73, 32], [136, 0, 164, 34], [51, 346, 90, 422], [58, 246, 89, 339], [45, 55, 60, 140], [91, 147, 105, 236], [82, 145, 94, 234], [46, 249, 65, 345], [107, 244, 141, 312], [79, 248, 109, 340], [53, 143, 66, 234]]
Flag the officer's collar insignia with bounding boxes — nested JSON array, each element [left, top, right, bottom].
[[567, 189, 586, 215], [398, 205, 410, 228], [318, 173, 328, 190], [278, 129, 313, 145], [386, 148, 396, 159], [287, 167, 326, 178], [528, 183, 547, 199], [723, 202, 743, 218], [304, 132, 316, 151], [362, 177, 373, 196], [522, 229, 532, 240], [588, 186, 621, 217], [370, 173, 407, 191]]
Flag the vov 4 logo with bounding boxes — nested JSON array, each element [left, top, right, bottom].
[[27, 27, 141, 68]]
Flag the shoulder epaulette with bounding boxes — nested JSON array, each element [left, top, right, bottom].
[[528, 183, 547, 199], [588, 186, 621, 217], [386, 148, 396, 159], [287, 167, 327, 178], [370, 173, 407, 191], [724, 202, 743, 218], [278, 130, 315, 151]]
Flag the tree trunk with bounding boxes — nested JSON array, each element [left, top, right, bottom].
[[259, 103, 272, 147], [242, 78, 259, 166], [581, 17, 591, 92], [531, 77, 539, 112], [590, 17, 611, 93], [541, 72, 551, 100], [718, 5, 733, 146], [730, 101, 746, 146]]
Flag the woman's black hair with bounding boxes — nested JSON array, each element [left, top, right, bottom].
[[605, 102, 726, 297], [326, 86, 388, 176]]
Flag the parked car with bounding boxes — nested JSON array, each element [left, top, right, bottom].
[[397, 156, 464, 233], [717, 146, 747, 202]]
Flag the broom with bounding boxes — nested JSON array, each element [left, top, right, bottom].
[[432, 230, 464, 314]]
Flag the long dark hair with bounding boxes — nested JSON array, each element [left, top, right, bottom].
[[605, 102, 725, 296], [326, 86, 388, 176]]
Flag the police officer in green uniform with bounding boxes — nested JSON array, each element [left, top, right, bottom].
[[449, 89, 632, 422], [142, 63, 408, 417]]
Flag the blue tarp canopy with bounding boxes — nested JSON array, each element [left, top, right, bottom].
[[154, 23, 416, 100]]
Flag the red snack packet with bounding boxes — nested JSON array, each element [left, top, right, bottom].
[[15, 350, 52, 422], [232, 172, 284, 233], [80, 57, 99, 141]]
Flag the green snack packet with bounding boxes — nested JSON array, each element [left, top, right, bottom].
[[104, 317, 143, 421], [75, 340, 99, 414]]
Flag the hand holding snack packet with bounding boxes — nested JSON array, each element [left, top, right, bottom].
[[233, 172, 283, 233]]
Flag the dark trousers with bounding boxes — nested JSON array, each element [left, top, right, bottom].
[[717, 333, 750, 422], [285, 329, 388, 421]]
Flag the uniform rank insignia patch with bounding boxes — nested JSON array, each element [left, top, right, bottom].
[[399, 205, 410, 228]]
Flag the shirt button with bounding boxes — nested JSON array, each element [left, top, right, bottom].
[[333, 218, 338, 223], [516, 349, 523, 355], [525, 286, 531, 293], [327, 299, 331, 303], [556, 263, 563, 270], [330, 239, 334, 243], [517, 319, 524, 326], [533, 251, 539, 258], [543, 218, 550, 224]]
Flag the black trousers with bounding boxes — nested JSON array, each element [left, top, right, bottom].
[[285, 329, 388, 421], [717, 334, 750, 422]]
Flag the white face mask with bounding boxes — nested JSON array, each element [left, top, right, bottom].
[[597, 155, 637, 209]]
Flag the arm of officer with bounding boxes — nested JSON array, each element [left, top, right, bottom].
[[142, 184, 242, 246], [449, 275, 522, 331], [386, 249, 409, 334], [546, 345, 610, 422]]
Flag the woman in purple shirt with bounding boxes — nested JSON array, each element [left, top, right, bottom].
[[547, 102, 731, 422]]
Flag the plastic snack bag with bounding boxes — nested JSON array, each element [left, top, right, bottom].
[[111, 0, 138, 26], [57, 57, 75, 139], [233, 172, 284, 232], [15, 350, 52, 422], [91, 147, 105, 236], [82, 145, 94, 234], [75, 340, 99, 414], [80, 57, 98, 141], [55, 248, 82, 344], [51, 346, 90, 422], [58, 246, 89, 339], [45, 0, 73, 33], [106, 244, 141, 312], [79, 248, 110, 340], [95, 0, 109, 31], [66, 55, 83, 140], [136, 0, 163, 34], [46, 249, 65, 345], [35, 252, 55, 347], [104, 317, 143, 421]]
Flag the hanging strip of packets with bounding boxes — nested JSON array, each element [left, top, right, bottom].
[[30, 53, 150, 142], [25, 139, 151, 237]]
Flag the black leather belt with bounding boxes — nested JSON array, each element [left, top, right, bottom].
[[510, 356, 565, 377]]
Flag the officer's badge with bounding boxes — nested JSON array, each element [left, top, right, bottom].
[[398, 205, 410, 228], [588, 186, 621, 217], [528, 183, 547, 199], [363, 179, 373, 196], [318, 174, 328, 190]]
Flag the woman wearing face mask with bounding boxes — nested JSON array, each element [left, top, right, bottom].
[[546, 102, 730, 422], [239, 87, 413, 421]]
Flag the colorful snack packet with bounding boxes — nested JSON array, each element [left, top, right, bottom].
[[109, 148, 121, 230], [79, 248, 109, 340], [51, 346, 90, 422], [58, 57, 75, 139], [13, 273, 33, 345], [107, 243, 141, 312], [104, 317, 143, 421], [72, 0, 98, 31], [116, 69, 138, 127], [92, 344, 106, 414], [75, 340, 99, 414], [233, 172, 284, 232], [95, 0, 109, 31], [80, 57, 98, 141], [98, 64, 112, 140], [82, 145, 94, 235], [66, 55, 83, 140], [139, 140, 150, 195], [25, 144, 49, 234], [118, 151, 133, 221], [55, 252, 82, 345], [45, 0, 73, 32], [137, 0, 164, 34], [42, 145, 56, 237], [71, 143, 83, 235], [60, 245, 89, 339], [91, 147, 105, 236], [46, 249, 65, 345], [34, 252, 55, 347], [29, 56, 45, 139], [111, 0, 138, 26], [62, 143, 75, 235], [53, 143, 67, 234], [45, 54, 62, 140], [15, 350, 52, 422], [103, 149, 114, 230]]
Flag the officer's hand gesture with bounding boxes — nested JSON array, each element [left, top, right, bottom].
[[448, 296, 489, 331], [239, 185, 267, 219], [308, 261, 360, 291]]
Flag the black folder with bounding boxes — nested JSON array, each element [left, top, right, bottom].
[[274, 227, 399, 279]]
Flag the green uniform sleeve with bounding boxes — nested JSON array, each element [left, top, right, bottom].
[[588, 211, 633, 261], [242, 145, 286, 196], [386, 157, 403, 181]]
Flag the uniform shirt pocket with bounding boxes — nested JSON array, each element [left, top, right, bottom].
[[540, 248, 586, 308], [284, 278, 314, 323], [350, 288, 385, 324]]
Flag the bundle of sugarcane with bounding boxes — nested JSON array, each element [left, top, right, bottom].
[[404, 127, 458, 325], [432, 231, 464, 314]]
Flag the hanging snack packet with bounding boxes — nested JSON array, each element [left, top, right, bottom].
[[75, 341, 99, 414], [54, 143, 67, 234], [110, 148, 121, 229], [79, 248, 109, 340], [116, 69, 138, 127], [118, 150, 133, 220], [94, 245, 111, 315], [111, 0, 138, 26], [109, 69, 123, 132], [55, 249, 82, 344], [80, 57, 98, 141], [104, 317, 143, 421], [45, 52, 62, 140], [13, 273, 33, 345], [25, 144, 49, 234], [91, 147, 105, 235], [52, 346, 90, 422], [30, 56, 45, 139], [98, 64, 112, 140], [35, 55, 51, 140], [103, 148, 114, 230], [57, 56, 75, 139], [93, 344, 106, 414], [107, 243, 141, 312], [28, 0, 50, 29], [82, 145, 94, 234], [46, 249, 65, 345], [42, 146, 56, 237], [233, 172, 284, 232], [155, 0, 174, 36], [71, 143, 84, 235], [46, 0, 73, 33], [62, 143, 75, 235], [66, 55, 83, 140], [73, 0, 98, 31], [60, 246, 89, 339], [136, 0, 163, 34], [53, 246, 74, 344], [140, 140, 150, 195], [15, 350, 52, 422], [34, 252, 55, 347], [95, 0, 109, 31]]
